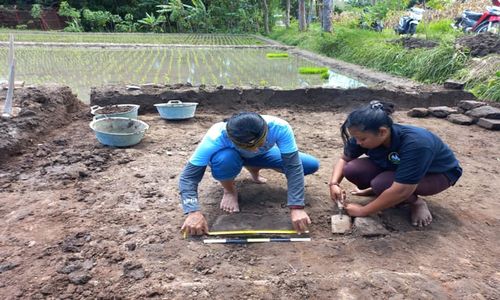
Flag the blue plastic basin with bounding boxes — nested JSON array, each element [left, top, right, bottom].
[[154, 100, 198, 120], [89, 117, 149, 147], [91, 104, 140, 120]]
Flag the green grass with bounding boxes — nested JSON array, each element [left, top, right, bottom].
[[266, 52, 289, 58], [269, 21, 499, 101], [298, 67, 328, 74]]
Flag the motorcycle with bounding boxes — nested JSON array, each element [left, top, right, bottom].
[[453, 1, 500, 33], [395, 7, 424, 35]]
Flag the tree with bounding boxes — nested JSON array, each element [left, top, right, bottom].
[[262, 0, 269, 34], [285, 0, 290, 28], [322, 0, 332, 32], [298, 0, 306, 31]]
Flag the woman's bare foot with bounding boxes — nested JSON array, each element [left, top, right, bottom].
[[220, 190, 239, 213], [245, 167, 267, 184], [351, 187, 375, 197], [410, 198, 433, 227]]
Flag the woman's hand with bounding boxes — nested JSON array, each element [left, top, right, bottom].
[[329, 184, 345, 203], [181, 211, 209, 236], [345, 203, 368, 217]]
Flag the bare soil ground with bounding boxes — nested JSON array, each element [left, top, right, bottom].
[[0, 90, 499, 299], [457, 32, 500, 57]]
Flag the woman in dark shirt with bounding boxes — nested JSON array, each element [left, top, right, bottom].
[[329, 101, 462, 227]]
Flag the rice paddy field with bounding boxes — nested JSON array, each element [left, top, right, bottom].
[[0, 30, 265, 45], [0, 32, 365, 102]]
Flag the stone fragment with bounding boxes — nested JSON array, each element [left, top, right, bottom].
[[466, 106, 500, 120], [331, 215, 352, 234], [447, 114, 475, 125], [126, 85, 141, 90], [457, 100, 485, 111], [353, 217, 389, 237], [407, 107, 429, 118], [0, 261, 20, 273], [443, 80, 465, 90], [477, 118, 500, 130], [428, 106, 458, 118], [123, 262, 145, 280], [68, 271, 91, 285]]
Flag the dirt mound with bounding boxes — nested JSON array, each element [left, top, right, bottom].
[[457, 32, 500, 57], [0, 85, 86, 161], [397, 37, 439, 50]]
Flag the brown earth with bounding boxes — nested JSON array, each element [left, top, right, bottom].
[[0, 86, 499, 299], [457, 32, 500, 57]]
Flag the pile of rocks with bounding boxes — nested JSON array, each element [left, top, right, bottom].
[[407, 100, 500, 130]]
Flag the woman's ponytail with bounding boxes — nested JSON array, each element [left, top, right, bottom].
[[340, 100, 395, 145]]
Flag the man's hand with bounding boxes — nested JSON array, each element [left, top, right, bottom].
[[181, 211, 208, 236], [290, 208, 311, 233], [345, 203, 368, 217]]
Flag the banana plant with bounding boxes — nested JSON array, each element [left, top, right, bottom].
[[138, 12, 166, 33]]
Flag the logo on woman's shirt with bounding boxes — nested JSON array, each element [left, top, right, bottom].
[[388, 152, 401, 165]]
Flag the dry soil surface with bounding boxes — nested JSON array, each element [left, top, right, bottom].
[[0, 105, 499, 299]]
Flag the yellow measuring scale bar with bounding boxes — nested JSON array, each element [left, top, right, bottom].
[[207, 229, 309, 236]]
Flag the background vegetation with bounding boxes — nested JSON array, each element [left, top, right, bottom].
[[0, 0, 498, 101]]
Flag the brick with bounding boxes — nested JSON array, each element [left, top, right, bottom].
[[457, 100, 486, 111], [428, 106, 458, 118], [447, 114, 475, 125], [331, 214, 352, 234], [477, 118, 500, 130], [407, 107, 429, 118], [466, 106, 500, 120], [443, 80, 465, 90], [353, 217, 389, 237]]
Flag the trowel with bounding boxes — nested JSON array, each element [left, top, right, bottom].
[[337, 190, 347, 219], [331, 190, 352, 234]]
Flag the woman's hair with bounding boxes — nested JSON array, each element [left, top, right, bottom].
[[226, 112, 267, 146], [341, 100, 395, 145]]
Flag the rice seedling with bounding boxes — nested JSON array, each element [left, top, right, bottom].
[[298, 67, 329, 74], [266, 53, 289, 58]]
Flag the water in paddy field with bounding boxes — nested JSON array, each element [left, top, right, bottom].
[[0, 46, 365, 103]]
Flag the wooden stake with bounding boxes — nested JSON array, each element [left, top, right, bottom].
[[2, 59, 15, 117]]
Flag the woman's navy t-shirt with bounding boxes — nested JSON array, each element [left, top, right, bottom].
[[344, 124, 462, 185]]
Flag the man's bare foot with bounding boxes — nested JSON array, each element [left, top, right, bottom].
[[410, 198, 432, 227], [220, 190, 239, 213], [246, 167, 267, 184]]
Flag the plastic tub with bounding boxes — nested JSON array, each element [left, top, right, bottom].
[[154, 100, 198, 120], [91, 104, 140, 120], [89, 117, 149, 147]]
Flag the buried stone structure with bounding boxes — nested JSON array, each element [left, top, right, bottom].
[[407, 100, 500, 131]]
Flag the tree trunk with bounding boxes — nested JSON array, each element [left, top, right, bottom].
[[263, 0, 270, 34], [285, 0, 290, 28], [322, 0, 332, 32], [298, 0, 306, 31], [307, 0, 314, 27]]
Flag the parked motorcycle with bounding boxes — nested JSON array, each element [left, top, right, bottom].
[[395, 7, 424, 35], [360, 19, 384, 32], [453, 1, 500, 33]]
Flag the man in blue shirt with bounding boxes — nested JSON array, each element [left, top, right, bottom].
[[179, 112, 320, 235]]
